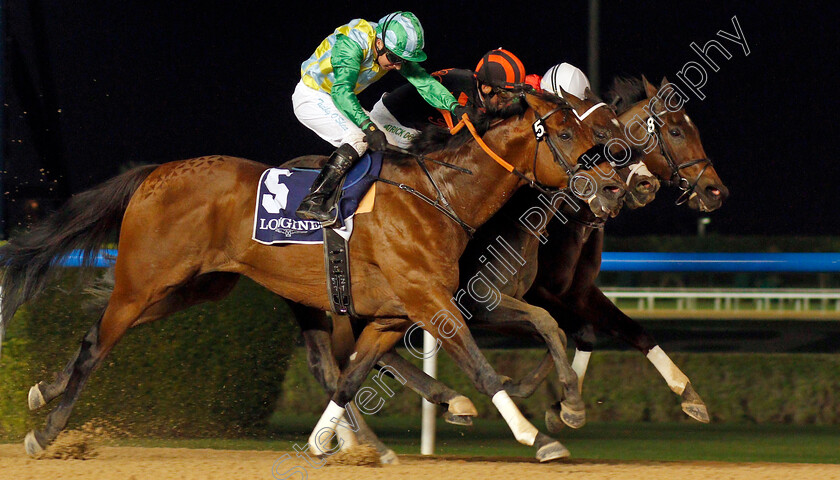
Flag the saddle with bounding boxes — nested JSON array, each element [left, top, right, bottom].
[[251, 152, 383, 316]]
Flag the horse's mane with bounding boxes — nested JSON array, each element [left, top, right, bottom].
[[407, 113, 494, 157], [606, 76, 646, 115], [408, 88, 567, 157]]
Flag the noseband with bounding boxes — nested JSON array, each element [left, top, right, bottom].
[[645, 102, 713, 205]]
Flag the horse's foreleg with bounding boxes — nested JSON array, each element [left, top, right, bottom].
[[502, 351, 555, 398], [289, 304, 399, 464], [307, 324, 404, 456], [567, 322, 596, 392], [576, 287, 709, 423], [378, 349, 477, 425], [470, 294, 585, 430], [417, 312, 570, 462]]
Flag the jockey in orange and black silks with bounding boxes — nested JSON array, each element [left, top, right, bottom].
[[369, 48, 528, 149]]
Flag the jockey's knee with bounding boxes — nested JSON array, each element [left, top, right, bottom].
[[342, 133, 368, 157]]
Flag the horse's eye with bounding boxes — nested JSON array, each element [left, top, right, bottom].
[[669, 128, 682, 137], [559, 132, 572, 141], [595, 130, 609, 140]]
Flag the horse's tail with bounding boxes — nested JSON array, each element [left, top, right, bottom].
[[0, 164, 159, 357]]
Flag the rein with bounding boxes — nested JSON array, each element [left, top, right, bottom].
[[454, 109, 580, 196], [375, 146, 477, 236], [644, 101, 713, 205], [373, 105, 583, 237]]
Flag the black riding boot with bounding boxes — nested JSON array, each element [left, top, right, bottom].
[[296, 143, 359, 226]]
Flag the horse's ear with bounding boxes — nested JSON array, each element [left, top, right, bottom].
[[557, 85, 584, 110], [641, 74, 658, 98], [524, 91, 554, 111], [525, 91, 572, 116], [584, 86, 602, 103], [660, 76, 671, 88]]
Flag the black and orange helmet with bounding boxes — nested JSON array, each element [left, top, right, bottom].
[[474, 49, 526, 90]]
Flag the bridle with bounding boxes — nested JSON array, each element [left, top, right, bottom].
[[643, 98, 713, 205], [451, 102, 592, 199], [377, 101, 601, 236], [528, 105, 588, 195]]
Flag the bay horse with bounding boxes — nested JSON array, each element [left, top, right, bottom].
[[507, 75, 729, 426], [371, 76, 728, 433], [0, 91, 625, 461], [292, 84, 662, 460]]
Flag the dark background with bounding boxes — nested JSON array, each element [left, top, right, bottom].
[[3, 1, 838, 237]]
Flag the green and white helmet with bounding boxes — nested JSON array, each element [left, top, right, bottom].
[[376, 11, 426, 62]]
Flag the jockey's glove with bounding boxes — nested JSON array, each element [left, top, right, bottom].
[[452, 104, 477, 122], [361, 120, 389, 151]]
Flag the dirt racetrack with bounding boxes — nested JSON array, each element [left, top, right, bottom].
[[2, 444, 839, 480]]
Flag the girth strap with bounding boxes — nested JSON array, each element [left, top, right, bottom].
[[323, 228, 357, 316]]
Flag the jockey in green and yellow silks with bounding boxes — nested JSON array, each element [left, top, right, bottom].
[[293, 11, 467, 226]]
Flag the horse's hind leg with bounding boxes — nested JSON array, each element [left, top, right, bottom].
[[26, 272, 240, 412], [24, 297, 144, 455], [27, 350, 80, 411], [24, 272, 239, 455]]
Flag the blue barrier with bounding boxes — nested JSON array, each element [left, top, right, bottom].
[[57, 250, 840, 273], [599, 252, 840, 273]]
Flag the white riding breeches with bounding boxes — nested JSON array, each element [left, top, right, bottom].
[[292, 81, 369, 157], [369, 94, 421, 149]]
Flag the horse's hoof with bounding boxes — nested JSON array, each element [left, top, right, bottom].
[[447, 395, 478, 417], [24, 431, 45, 457], [443, 411, 473, 426], [561, 402, 586, 429], [680, 383, 710, 423], [28, 384, 47, 411], [544, 406, 565, 433], [536, 440, 570, 462], [682, 402, 710, 423], [380, 449, 400, 465]]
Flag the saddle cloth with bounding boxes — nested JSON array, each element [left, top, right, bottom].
[[251, 152, 382, 245]]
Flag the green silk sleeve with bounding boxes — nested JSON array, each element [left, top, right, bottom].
[[400, 62, 459, 113], [330, 35, 372, 127]]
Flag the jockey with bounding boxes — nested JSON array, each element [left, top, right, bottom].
[[539, 62, 591, 100], [293, 11, 466, 225], [369, 48, 528, 148]]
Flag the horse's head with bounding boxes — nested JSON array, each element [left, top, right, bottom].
[[567, 86, 660, 209], [523, 92, 626, 219], [617, 76, 729, 212]]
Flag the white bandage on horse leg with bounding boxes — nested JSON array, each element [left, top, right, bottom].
[[492, 390, 538, 446], [334, 412, 359, 450], [646, 345, 689, 395], [308, 400, 345, 455], [571, 349, 592, 392]]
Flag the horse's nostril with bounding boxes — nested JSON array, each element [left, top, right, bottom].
[[604, 185, 622, 196], [637, 180, 653, 193], [707, 186, 721, 197]]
